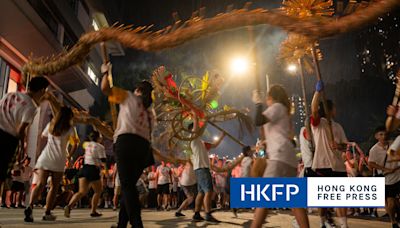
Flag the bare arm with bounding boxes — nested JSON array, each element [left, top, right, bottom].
[[43, 91, 62, 116], [311, 91, 320, 119], [16, 122, 29, 159], [368, 161, 391, 173]]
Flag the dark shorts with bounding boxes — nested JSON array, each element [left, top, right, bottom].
[[11, 181, 24, 192], [78, 164, 101, 182], [182, 184, 197, 197], [0, 128, 19, 181], [195, 168, 213, 194], [386, 180, 400, 198], [314, 168, 347, 177], [304, 167, 318, 177], [157, 183, 170, 195]]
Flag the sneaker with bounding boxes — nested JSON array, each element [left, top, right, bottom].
[[321, 221, 336, 228], [175, 212, 185, 217], [42, 213, 57, 221], [192, 213, 205, 222], [24, 207, 34, 222], [90, 212, 103, 217], [113, 206, 117, 211], [64, 206, 71, 218], [353, 212, 360, 217], [205, 214, 221, 224], [292, 218, 300, 228], [232, 209, 238, 218]]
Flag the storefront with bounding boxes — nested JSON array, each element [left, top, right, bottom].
[[0, 37, 27, 99]]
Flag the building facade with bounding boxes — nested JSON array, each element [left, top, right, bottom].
[[0, 0, 124, 165]]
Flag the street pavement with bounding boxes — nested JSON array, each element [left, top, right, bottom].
[[0, 207, 391, 228]]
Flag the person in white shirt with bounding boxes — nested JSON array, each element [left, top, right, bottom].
[[64, 131, 107, 218], [147, 166, 157, 208], [369, 126, 400, 228], [189, 117, 225, 223], [175, 161, 197, 217], [299, 126, 315, 177], [252, 85, 309, 228], [101, 63, 155, 228], [310, 80, 349, 228], [240, 146, 254, 178], [25, 107, 77, 222], [0, 77, 49, 186], [156, 161, 172, 210]]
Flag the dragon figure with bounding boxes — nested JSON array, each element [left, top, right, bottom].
[[21, 0, 399, 78], [18, 0, 400, 171]]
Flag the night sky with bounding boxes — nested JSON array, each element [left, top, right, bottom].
[[101, 1, 400, 157]]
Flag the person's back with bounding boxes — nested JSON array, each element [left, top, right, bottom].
[[0, 92, 36, 137], [190, 138, 211, 170]]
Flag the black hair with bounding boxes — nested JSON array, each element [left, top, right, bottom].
[[50, 107, 73, 136], [242, 146, 252, 157], [28, 76, 49, 92], [188, 123, 194, 131], [374, 126, 386, 135], [135, 80, 153, 108], [318, 99, 334, 118], [88, 131, 100, 142], [268, 85, 291, 114]]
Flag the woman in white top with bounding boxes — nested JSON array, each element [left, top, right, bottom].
[[64, 131, 107, 218], [25, 107, 76, 222], [251, 85, 309, 228], [175, 161, 197, 217]]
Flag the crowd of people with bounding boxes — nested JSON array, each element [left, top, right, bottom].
[[1, 66, 400, 228]]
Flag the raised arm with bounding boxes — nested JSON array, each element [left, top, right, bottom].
[[311, 81, 324, 120], [43, 91, 62, 116], [252, 90, 268, 126]]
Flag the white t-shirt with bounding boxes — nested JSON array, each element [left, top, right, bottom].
[[370, 142, 400, 185], [83, 141, 106, 166], [147, 172, 157, 189], [157, 165, 171, 185], [311, 117, 347, 172], [240, 157, 253, 177], [0, 92, 36, 137], [190, 138, 211, 170], [180, 163, 197, 186], [215, 172, 226, 187], [263, 103, 297, 168], [172, 170, 179, 191], [300, 127, 313, 168], [113, 92, 154, 142], [35, 123, 75, 172]]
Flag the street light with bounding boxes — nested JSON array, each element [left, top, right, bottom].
[[213, 136, 219, 141], [287, 64, 297, 73], [230, 57, 250, 75]]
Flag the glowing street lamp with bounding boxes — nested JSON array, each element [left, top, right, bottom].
[[287, 64, 297, 73], [230, 57, 250, 75], [213, 136, 220, 141]]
